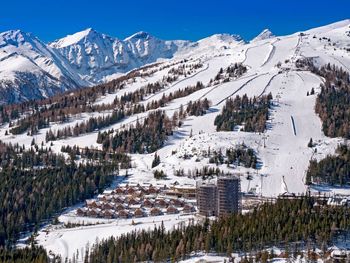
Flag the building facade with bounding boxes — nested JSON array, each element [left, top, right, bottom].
[[197, 183, 217, 216], [217, 176, 241, 216], [196, 175, 241, 217]]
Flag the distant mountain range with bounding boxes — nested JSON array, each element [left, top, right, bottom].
[[0, 28, 249, 104]]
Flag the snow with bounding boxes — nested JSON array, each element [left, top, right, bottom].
[[124, 31, 152, 41], [1, 20, 349, 103], [3, 19, 349, 195], [50, 29, 193, 84], [50, 28, 96, 48], [2, 20, 349, 260], [251, 28, 275, 43], [0, 29, 86, 103], [37, 213, 198, 261], [179, 254, 230, 263]]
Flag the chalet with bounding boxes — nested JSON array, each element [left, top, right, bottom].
[[112, 196, 124, 203], [150, 207, 162, 216], [170, 199, 184, 207], [183, 204, 196, 213], [143, 199, 154, 208], [139, 186, 148, 194], [166, 206, 179, 214], [170, 185, 196, 199], [115, 204, 126, 211], [134, 208, 145, 218], [87, 208, 100, 218], [86, 199, 97, 208], [102, 209, 115, 219], [115, 187, 125, 194], [148, 186, 159, 194], [141, 188, 150, 195], [133, 190, 143, 197], [118, 210, 130, 219], [86, 201, 100, 209], [127, 187, 136, 195], [128, 197, 139, 205], [102, 202, 114, 210], [76, 208, 86, 217], [156, 199, 168, 208]]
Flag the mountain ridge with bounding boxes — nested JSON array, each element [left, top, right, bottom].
[[0, 19, 349, 104]]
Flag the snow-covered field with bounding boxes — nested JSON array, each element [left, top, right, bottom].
[[6, 20, 350, 260], [37, 213, 199, 261]]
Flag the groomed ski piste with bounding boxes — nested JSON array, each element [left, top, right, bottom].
[[8, 20, 350, 261]]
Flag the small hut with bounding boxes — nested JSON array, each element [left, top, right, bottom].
[[156, 199, 168, 208], [183, 204, 196, 213], [115, 204, 126, 211], [115, 187, 125, 194], [118, 210, 130, 219], [150, 207, 162, 216], [87, 208, 100, 218], [143, 199, 154, 208], [166, 206, 179, 214], [102, 202, 114, 210], [134, 208, 145, 218], [170, 199, 184, 207], [128, 197, 139, 205], [103, 209, 114, 219], [76, 208, 86, 217]]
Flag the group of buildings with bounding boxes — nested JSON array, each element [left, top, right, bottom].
[[197, 175, 241, 217], [76, 183, 196, 219], [76, 175, 241, 220]]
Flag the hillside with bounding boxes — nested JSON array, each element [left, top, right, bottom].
[[0, 19, 349, 261], [0, 28, 244, 103]]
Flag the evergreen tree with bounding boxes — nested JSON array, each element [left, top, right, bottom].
[[151, 152, 161, 168]]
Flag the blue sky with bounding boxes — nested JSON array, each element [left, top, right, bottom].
[[1, 0, 349, 42]]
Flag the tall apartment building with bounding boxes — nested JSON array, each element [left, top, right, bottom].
[[217, 176, 241, 216], [196, 182, 217, 216], [196, 175, 241, 217]]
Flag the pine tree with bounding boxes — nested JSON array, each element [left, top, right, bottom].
[[151, 152, 160, 168], [307, 138, 313, 148]]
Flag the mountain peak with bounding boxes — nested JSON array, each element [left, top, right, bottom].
[[209, 33, 243, 42], [124, 31, 153, 41], [197, 33, 244, 46], [0, 29, 42, 48], [251, 29, 274, 42], [50, 28, 102, 48], [79, 27, 95, 36], [1, 29, 35, 40]]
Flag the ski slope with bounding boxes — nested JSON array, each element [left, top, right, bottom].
[[6, 19, 348, 260], [3, 20, 348, 195]]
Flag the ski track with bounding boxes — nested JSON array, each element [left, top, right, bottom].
[[146, 62, 210, 100], [8, 20, 349, 260], [261, 41, 277, 67], [215, 73, 269, 105]]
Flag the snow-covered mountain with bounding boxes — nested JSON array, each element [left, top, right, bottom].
[[251, 29, 275, 42], [1, 19, 350, 259], [50, 29, 192, 84], [0, 20, 349, 105], [0, 28, 245, 103], [0, 30, 86, 104]]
